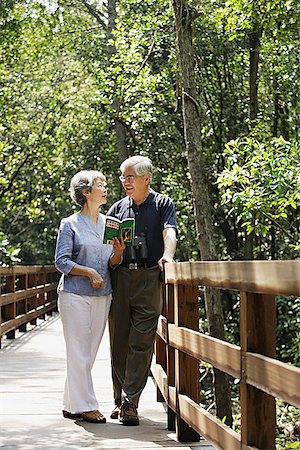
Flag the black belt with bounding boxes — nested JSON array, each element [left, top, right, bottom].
[[121, 261, 157, 270]]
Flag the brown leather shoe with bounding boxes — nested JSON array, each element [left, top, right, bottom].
[[110, 401, 122, 419], [81, 410, 106, 424], [62, 410, 83, 419], [119, 398, 139, 426]]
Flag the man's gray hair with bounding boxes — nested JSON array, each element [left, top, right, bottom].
[[120, 155, 153, 178], [69, 170, 105, 206]]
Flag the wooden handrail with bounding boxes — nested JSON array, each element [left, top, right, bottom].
[[152, 260, 300, 450], [164, 260, 300, 295], [0, 265, 58, 276], [0, 265, 59, 347]]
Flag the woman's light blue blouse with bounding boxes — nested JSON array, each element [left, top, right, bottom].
[[55, 212, 113, 296]]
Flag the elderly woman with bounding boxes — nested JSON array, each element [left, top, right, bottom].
[[55, 170, 124, 424]]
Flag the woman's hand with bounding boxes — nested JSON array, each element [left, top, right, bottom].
[[88, 268, 105, 289], [69, 264, 105, 288]]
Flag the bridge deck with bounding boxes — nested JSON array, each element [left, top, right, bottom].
[[0, 314, 215, 450]]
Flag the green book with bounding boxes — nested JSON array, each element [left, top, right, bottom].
[[103, 216, 135, 247]]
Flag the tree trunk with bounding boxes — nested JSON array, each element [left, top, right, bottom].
[[273, 75, 279, 137], [107, 0, 128, 163], [249, 25, 262, 123], [244, 23, 262, 259], [80, 0, 128, 163], [172, 0, 232, 426]]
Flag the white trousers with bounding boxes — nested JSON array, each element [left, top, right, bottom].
[[58, 291, 111, 413]]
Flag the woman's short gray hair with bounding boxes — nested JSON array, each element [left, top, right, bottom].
[[120, 155, 153, 178], [69, 170, 105, 206]]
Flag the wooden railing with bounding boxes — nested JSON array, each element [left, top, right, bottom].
[[0, 265, 60, 348], [152, 260, 300, 450]]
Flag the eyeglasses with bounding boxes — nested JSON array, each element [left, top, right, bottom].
[[119, 175, 137, 183]]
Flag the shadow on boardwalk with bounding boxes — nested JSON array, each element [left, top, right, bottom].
[[0, 314, 215, 450]]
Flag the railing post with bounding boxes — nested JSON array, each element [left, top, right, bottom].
[[155, 283, 167, 403], [174, 284, 200, 442], [240, 292, 276, 449], [50, 269, 59, 313], [28, 273, 37, 325], [5, 271, 16, 340], [166, 283, 176, 431], [46, 270, 53, 316], [18, 274, 28, 332], [37, 271, 46, 320], [0, 274, 3, 348]]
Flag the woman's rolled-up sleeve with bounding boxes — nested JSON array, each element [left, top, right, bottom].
[[55, 219, 76, 275]]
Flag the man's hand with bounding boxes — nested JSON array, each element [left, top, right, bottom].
[[113, 236, 126, 257], [110, 236, 125, 267], [158, 255, 174, 272], [159, 228, 177, 271]]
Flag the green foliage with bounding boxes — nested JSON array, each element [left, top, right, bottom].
[[191, 0, 300, 260], [0, 231, 21, 266], [217, 136, 300, 258], [277, 296, 300, 366], [0, 0, 198, 264], [0, 1, 114, 263], [276, 400, 300, 449], [1, 0, 299, 264]]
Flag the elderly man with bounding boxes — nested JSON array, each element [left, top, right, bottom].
[[108, 155, 177, 426]]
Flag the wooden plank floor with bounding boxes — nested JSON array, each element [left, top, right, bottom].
[[0, 313, 216, 450]]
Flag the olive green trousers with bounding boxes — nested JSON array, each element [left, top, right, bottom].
[[109, 266, 162, 407]]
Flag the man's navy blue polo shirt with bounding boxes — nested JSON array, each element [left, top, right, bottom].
[[107, 189, 176, 266]]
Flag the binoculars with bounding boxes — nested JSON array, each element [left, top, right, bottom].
[[127, 233, 148, 260]]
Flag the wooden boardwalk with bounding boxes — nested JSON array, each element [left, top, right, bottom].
[[0, 313, 215, 450]]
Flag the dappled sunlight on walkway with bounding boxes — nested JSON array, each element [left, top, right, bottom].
[[0, 314, 214, 450]]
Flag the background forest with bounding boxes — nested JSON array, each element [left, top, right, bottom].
[[0, 0, 299, 447]]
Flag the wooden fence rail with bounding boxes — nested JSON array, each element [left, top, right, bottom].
[[152, 260, 300, 450], [0, 265, 59, 348]]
